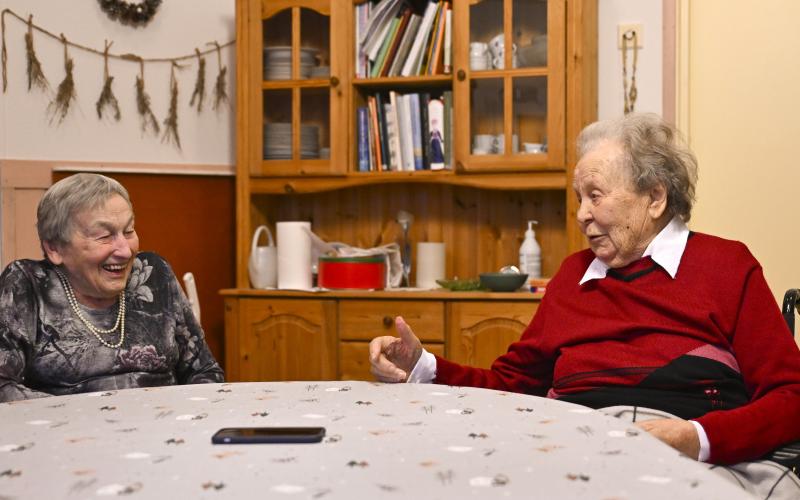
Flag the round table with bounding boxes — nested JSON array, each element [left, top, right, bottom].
[[0, 381, 750, 498]]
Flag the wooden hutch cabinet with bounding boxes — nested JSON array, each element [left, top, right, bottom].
[[223, 0, 596, 382]]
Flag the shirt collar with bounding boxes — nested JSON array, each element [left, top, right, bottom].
[[579, 216, 690, 285]]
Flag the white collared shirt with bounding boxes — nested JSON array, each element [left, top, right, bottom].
[[408, 215, 710, 461], [579, 216, 690, 284]]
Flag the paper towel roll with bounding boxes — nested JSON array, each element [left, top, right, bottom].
[[416, 242, 445, 289], [277, 221, 312, 290]]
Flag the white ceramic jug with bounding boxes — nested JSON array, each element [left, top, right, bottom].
[[248, 225, 277, 288]]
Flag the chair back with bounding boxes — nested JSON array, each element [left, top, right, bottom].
[[182, 272, 201, 324], [783, 289, 799, 337]]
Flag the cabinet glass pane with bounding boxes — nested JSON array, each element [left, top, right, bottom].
[[300, 8, 330, 81], [300, 88, 328, 159], [469, 0, 503, 72], [263, 89, 292, 160], [470, 78, 503, 155], [263, 9, 292, 81], [512, 76, 547, 155], [514, 0, 548, 68]]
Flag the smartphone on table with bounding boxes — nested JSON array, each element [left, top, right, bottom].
[[211, 427, 326, 444]]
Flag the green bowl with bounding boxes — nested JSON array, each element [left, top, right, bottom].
[[479, 272, 529, 292]]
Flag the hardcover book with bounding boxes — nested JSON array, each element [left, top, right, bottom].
[[428, 97, 445, 170], [408, 93, 424, 170], [357, 106, 370, 172], [400, 1, 438, 77]]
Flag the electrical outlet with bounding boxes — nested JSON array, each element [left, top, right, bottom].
[[617, 23, 644, 49]]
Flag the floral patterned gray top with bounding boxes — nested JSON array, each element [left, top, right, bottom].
[[0, 252, 224, 402]]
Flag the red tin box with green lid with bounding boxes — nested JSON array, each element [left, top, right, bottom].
[[318, 255, 386, 290]]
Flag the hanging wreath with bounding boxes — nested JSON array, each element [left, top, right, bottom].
[[97, 0, 162, 27]]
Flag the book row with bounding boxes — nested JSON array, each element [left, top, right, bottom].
[[356, 0, 452, 79], [357, 90, 453, 172]]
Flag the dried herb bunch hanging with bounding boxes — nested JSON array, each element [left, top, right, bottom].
[[96, 40, 121, 120], [189, 48, 205, 112], [48, 34, 77, 124], [162, 61, 181, 149], [211, 41, 228, 111], [135, 60, 159, 135], [2, 10, 8, 92], [2, 7, 235, 144], [24, 15, 48, 92]]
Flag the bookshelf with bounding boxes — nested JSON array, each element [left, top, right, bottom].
[[225, 0, 597, 381]]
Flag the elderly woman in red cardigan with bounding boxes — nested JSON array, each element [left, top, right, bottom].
[[369, 113, 800, 498]]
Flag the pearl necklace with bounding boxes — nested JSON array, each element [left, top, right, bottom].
[[54, 268, 126, 349]]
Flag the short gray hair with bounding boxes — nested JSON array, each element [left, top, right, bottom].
[[37, 173, 132, 246], [576, 113, 699, 221]]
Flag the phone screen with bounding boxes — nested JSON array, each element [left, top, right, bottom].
[[211, 427, 326, 444]]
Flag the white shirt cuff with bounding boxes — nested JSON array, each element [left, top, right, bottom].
[[406, 349, 436, 383], [690, 420, 710, 462]]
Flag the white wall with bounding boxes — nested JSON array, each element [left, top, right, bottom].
[[597, 0, 663, 120], [0, 0, 236, 165]]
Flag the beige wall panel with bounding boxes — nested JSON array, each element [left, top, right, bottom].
[[11, 190, 46, 262], [681, 0, 800, 318], [0, 162, 53, 267]]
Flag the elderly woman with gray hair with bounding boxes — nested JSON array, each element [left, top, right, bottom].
[[370, 113, 800, 497], [0, 173, 223, 402]]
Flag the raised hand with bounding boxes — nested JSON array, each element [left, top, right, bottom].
[[368, 316, 423, 383]]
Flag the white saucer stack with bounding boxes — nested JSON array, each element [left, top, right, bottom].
[[263, 122, 320, 159], [263, 47, 318, 80]]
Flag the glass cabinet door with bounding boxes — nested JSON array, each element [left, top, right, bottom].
[[256, 1, 347, 176], [454, 0, 564, 171]]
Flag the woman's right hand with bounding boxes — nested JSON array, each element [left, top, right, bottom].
[[368, 316, 423, 383]]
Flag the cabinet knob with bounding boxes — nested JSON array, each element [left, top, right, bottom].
[[382, 316, 393, 328], [457, 69, 466, 81], [330, 75, 340, 87]]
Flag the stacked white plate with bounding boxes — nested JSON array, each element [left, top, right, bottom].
[[263, 47, 317, 80], [263, 122, 320, 159], [310, 66, 330, 79]]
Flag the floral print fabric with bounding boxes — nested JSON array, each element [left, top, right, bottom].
[[0, 252, 223, 402], [0, 382, 754, 498]]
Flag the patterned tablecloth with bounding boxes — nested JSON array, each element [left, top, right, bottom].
[[0, 381, 751, 499]]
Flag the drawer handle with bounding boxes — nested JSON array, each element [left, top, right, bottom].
[[382, 316, 394, 328]]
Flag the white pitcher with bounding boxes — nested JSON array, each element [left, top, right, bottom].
[[248, 225, 277, 288]]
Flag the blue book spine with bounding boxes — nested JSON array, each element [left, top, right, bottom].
[[357, 106, 370, 172], [408, 93, 424, 170]]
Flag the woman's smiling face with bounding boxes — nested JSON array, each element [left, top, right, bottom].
[[44, 194, 139, 308], [573, 140, 667, 268]]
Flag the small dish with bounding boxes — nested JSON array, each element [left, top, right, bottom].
[[479, 272, 528, 292], [436, 278, 483, 291]]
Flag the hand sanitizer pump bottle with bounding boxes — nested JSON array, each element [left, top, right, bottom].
[[519, 220, 541, 279]]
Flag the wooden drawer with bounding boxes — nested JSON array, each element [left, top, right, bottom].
[[338, 300, 444, 342], [447, 301, 537, 369], [225, 297, 337, 382], [339, 341, 445, 381]]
